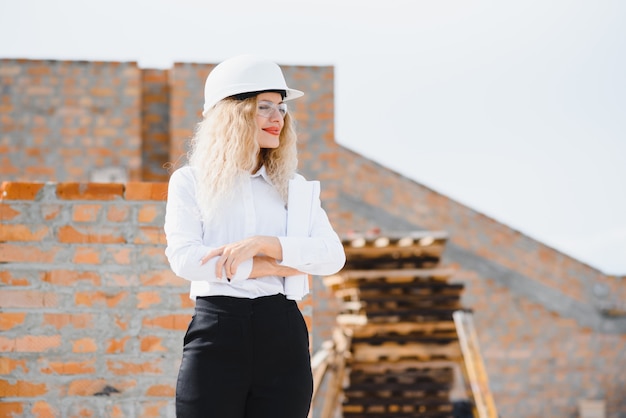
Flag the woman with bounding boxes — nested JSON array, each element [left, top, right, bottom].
[[164, 55, 346, 418]]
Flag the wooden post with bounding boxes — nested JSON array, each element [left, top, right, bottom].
[[453, 310, 499, 418]]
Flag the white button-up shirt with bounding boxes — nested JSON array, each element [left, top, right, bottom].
[[164, 165, 346, 299]]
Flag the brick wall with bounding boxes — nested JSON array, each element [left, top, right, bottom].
[[141, 69, 170, 182], [304, 146, 626, 416], [0, 59, 142, 182], [2, 57, 625, 417], [0, 181, 312, 417], [459, 269, 626, 417]]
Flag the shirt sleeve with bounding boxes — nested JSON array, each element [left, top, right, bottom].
[[277, 188, 346, 276], [164, 168, 252, 283]]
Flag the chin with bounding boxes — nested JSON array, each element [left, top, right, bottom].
[[258, 140, 280, 149]]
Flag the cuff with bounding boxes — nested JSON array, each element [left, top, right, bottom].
[[277, 236, 302, 268], [229, 258, 253, 282]]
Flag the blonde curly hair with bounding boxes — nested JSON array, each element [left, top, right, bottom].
[[188, 96, 298, 222]]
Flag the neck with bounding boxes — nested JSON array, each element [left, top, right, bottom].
[[253, 159, 263, 174], [254, 150, 267, 173]]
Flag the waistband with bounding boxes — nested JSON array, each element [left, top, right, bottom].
[[195, 293, 296, 317]]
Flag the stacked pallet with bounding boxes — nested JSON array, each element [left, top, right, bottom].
[[323, 231, 470, 418]]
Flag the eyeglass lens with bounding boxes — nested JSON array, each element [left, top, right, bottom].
[[257, 101, 287, 119]]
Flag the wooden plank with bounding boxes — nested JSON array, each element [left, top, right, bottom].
[[358, 288, 464, 298], [324, 268, 456, 287], [351, 321, 457, 337], [356, 282, 464, 292], [342, 230, 449, 242], [348, 307, 460, 320], [453, 311, 499, 418], [353, 295, 463, 307], [346, 381, 451, 392], [352, 335, 458, 345], [348, 368, 453, 385], [348, 360, 459, 373], [343, 395, 451, 405], [343, 413, 454, 418], [343, 244, 447, 260], [326, 280, 459, 295], [336, 314, 368, 326], [342, 413, 454, 418], [351, 341, 462, 362]]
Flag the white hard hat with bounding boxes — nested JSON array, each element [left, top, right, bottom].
[[202, 55, 304, 116]]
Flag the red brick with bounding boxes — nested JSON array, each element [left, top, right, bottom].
[[41, 360, 96, 375], [44, 270, 100, 286], [138, 247, 167, 265], [91, 87, 115, 97], [0, 224, 50, 241], [137, 291, 161, 309], [140, 336, 166, 352], [106, 205, 130, 222], [145, 384, 175, 397], [73, 246, 101, 264], [72, 204, 101, 222], [139, 400, 169, 418], [0, 157, 19, 177], [178, 294, 194, 308], [72, 338, 97, 353], [32, 401, 57, 418], [142, 70, 168, 84], [134, 226, 166, 245], [140, 270, 183, 286], [137, 204, 158, 223], [114, 316, 129, 331], [40, 204, 62, 221], [0, 358, 29, 374], [107, 359, 162, 376], [0, 244, 60, 263], [24, 166, 56, 177], [0, 290, 58, 308], [93, 126, 117, 136], [0, 270, 31, 286], [66, 379, 106, 396], [106, 336, 131, 354], [107, 246, 132, 264], [125, 182, 168, 201], [27, 66, 51, 76], [0, 182, 45, 200], [0, 203, 20, 220], [0, 313, 27, 331], [42, 313, 93, 330], [107, 273, 136, 286], [0, 335, 61, 352], [0, 402, 24, 416], [56, 183, 124, 200], [108, 405, 124, 418], [143, 314, 190, 331], [75, 291, 128, 308], [58, 225, 125, 244]]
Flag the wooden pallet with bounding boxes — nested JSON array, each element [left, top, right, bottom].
[[314, 231, 497, 418]]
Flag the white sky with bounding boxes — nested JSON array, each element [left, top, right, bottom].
[[1, 0, 625, 274]]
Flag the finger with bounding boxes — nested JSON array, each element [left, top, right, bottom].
[[228, 259, 239, 278], [215, 254, 228, 279], [201, 247, 223, 265]]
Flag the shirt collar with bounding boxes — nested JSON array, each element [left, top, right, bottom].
[[251, 165, 272, 183]]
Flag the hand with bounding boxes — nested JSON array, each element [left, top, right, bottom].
[[250, 256, 305, 278], [201, 236, 282, 279]]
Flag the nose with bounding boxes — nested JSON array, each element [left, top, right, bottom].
[[269, 107, 283, 123]]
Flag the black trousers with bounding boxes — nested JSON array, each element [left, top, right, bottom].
[[176, 294, 313, 418]]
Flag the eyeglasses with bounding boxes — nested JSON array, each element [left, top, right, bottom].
[[257, 100, 288, 119]]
